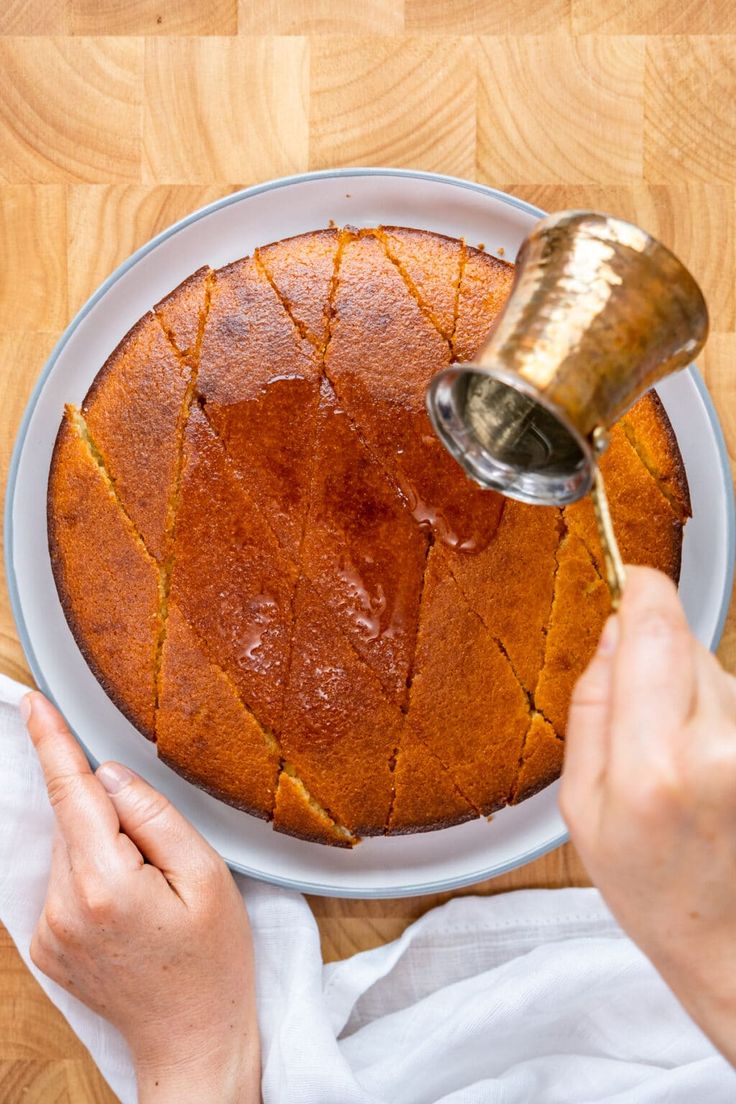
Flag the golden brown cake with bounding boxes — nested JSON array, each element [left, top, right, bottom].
[[47, 226, 690, 845]]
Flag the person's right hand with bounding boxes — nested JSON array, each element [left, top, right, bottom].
[[25, 692, 261, 1104], [561, 566, 736, 1065]]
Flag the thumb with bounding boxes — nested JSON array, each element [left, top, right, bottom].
[[96, 762, 219, 889]]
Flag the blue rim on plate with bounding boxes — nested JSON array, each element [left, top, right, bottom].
[[5, 168, 735, 898]]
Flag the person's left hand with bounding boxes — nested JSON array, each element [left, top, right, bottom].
[[24, 691, 261, 1104]]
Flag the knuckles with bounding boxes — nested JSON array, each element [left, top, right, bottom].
[[76, 881, 117, 923], [45, 771, 85, 811], [43, 897, 78, 942], [45, 875, 121, 942], [123, 790, 173, 835]]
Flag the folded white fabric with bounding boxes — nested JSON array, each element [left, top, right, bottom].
[[1, 673, 733, 1103]]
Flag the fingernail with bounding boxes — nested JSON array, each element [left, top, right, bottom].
[[96, 762, 134, 794], [19, 693, 32, 725], [598, 615, 620, 655]]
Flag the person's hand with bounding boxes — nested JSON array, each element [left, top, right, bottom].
[[24, 692, 261, 1104], [561, 566, 736, 1064]]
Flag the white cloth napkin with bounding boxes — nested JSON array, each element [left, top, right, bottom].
[[1, 672, 734, 1103]]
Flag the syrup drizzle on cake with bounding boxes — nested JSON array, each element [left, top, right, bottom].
[[48, 226, 690, 845]]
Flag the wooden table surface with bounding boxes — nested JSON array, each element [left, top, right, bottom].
[[2, 1, 736, 1099]]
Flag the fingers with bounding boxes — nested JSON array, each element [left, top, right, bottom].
[[24, 692, 123, 863], [609, 567, 696, 768], [96, 761, 219, 895], [562, 614, 619, 820], [693, 642, 736, 719]]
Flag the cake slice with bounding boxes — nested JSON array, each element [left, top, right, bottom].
[[510, 713, 565, 805], [621, 391, 692, 522], [199, 257, 322, 560], [534, 531, 611, 735], [452, 245, 515, 362], [48, 413, 160, 736], [564, 421, 684, 581], [169, 404, 298, 733], [154, 266, 212, 363], [325, 233, 504, 555], [157, 604, 281, 818], [198, 256, 320, 404], [256, 228, 340, 350], [299, 379, 428, 705], [280, 579, 402, 834], [406, 548, 530, 815], [273, 767, 357, 848], [389, 727, 477, 834], [440, 499, 562, 695], [373, 226, 464, 343], [81, 311, 192, 562]]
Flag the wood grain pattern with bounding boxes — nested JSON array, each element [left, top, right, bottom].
[[0, 0, 238, 35], [240, 0, 404, 34], [1, 6, 735, 1100], [478, 35, 645, 184], [0, 188, 67, 330], [143, 36, 308, 183], [644, 36, 736, 184], [0, 38, 143, 183], [406, 0, 568, 34], [572, 0, 736, 35], [310, 36, 476, 175], [66, 184, 241, 312]]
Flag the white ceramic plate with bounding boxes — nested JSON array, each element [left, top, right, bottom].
[[6, 169, 735, 898]]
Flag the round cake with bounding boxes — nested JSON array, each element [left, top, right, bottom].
[[47, 226, 690, 846]]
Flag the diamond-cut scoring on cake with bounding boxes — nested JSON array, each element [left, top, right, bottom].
[[564, 424, 685, 583], [274, 767, 357, 848], [261, 229, 512, 814], [80, 312, 192, 564], [154, 266, 213, 365], [151, 245, 425, 835], [620, 392, 692, 521], [509, 712, 564, 807], [49, 226, 689, 845], [241, 226, 569, 821], [437, 501, 564, 700], [534, 531, 611, 737], [322, 232, 507, 557], [299, 378, 430, 705], [150, 272, 362, 840], [255, 228, 343, 353], [49, 415, 162, 738], [68, 408, 157, 570], [157, 602, 281, 818], [153, 271, 214, 714], [406, 546, 531, 816], [156, 602, 357, 844], [452, 245, 516, 363], [52, 419, 358, 840], [372, 227, 464, 346], [388, 723, 477, 835]]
